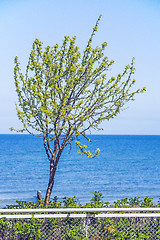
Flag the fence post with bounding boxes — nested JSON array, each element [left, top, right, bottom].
[[85, 216, 88, 238]]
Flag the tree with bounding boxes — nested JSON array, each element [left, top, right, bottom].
[[12, 15, 146, 206]]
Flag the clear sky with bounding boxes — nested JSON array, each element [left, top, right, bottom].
[[0, 0, 159, 134]]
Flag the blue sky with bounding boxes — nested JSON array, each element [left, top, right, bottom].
[[0, 0, 159, 134]]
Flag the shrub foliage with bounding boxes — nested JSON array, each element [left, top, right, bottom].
[[0, 192, 160, 239]]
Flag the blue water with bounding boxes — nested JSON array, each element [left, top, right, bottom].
[[0, 134, 160, 207]]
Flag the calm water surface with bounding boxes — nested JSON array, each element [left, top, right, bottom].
[[0, 134, 160, 207]]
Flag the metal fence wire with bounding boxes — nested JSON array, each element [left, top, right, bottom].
[[0, 208, 160, 239]]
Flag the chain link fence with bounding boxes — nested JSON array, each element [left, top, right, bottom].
[[0, 208, 160, 239]]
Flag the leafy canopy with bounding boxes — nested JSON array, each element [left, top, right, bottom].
[[12, 15, 146, 158]]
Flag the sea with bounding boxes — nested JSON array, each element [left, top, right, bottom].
[[0, 134, 160, 207]]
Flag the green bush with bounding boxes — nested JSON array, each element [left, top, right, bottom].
[[0, 192, 160, 239]]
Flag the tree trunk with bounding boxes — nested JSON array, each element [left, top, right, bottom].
[[44, 160, 55, 207], [44, 150, 62, 206], [44, 177, 55, 206], [44, 139, 65, 206]]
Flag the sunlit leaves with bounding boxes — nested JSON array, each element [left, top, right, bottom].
[[13, 15, 145, 159]]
